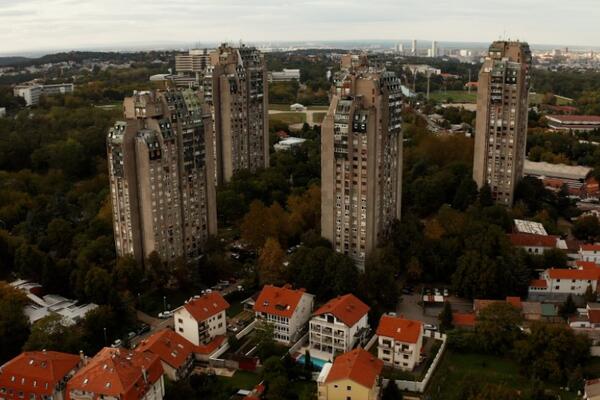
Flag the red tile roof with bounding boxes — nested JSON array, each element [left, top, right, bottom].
[[196, 335, 226, 355], [135, 329, 195, 369], [529, 279, 548, 288], [508, 233, 558, 248], [325, 349, 383, 389], [546, 268, 600, 281], [581, 244, 600, 252], [376, 315, 422, 344], [66, 348, 163, 400], [181, 292, 229, 322], [254, 285, 308, 318], [506, 296, 522, 309], [577, 261, 599, 271], [452, 312, 476, 327], [0, 351, 80, 398], [473, 299, 503, 313], [313, 294, 369, 327], [589, 309, 600, 324]]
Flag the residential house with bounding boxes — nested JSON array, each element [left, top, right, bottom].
[[581, 245, 600, 264], [570, 303, 600, 344], [508, 233, 560, 255], [66, 347, 164, 400], [317, 349, 383, 400], [309, 294, 370, 358], [0, 351, 81, 400], [173, 292, 229, 347], [585, 378, 600, 400], [376, 315, 423, 371], [528, 268, 600, 300], [135, 329, 195, 381], [254, 284, 314, 345]]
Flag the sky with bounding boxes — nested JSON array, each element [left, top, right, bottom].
[[1, 0, 599, 55]]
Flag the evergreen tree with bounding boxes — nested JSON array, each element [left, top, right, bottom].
[[559, 294, 577, 319], [478, 183, 494, 207], [439, 301, 454, 332], [382, 381, 403, 400]]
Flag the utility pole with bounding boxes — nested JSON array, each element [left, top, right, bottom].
[[426, 71, 431, 100], [103, 327, 107, 346], [468, 69, 472, 93]]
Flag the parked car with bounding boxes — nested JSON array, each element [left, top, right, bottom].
[[137, 324, 150, 335], [127, 331, 136, 340], [111, 339, 122, 348], [424, 323, 438, 331], [158, 311, 172, 319], [443, 288, 449, 297]]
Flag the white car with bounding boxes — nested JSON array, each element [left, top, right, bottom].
[[111, 339, 122, 348], [158, 311, 172, 319], [424, 324, 438, 331]]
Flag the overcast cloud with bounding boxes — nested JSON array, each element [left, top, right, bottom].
[[0, 0, 599, 54]]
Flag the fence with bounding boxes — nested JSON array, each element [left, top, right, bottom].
[[288, 333, 308, 356], [236, 319, 257, 340], [382, 331, 448, 393], [364, 333, 379, 351]]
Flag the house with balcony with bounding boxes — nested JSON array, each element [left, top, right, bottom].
[[0, 350, 81, 400], [173, 292, 229, 347], [581, 245, 600, 264], [67, 348, 164, 400], [254, 284, 314, 345], [528, 268, 600, 301], [135, 329, 196, 381], [309, 294, 370, 358], [375, 315, 423, 371], [317, 348, 383, 400]]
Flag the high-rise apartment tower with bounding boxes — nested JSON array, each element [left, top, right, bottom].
[[473, 41, 531, 205], [321, 54, 403, 268], [107, 89, 217, 264]]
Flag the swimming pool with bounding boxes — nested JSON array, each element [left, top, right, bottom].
[[296, 354, 329, 370]]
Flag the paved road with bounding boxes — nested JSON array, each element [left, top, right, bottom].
[[396, 292, 474, 326]]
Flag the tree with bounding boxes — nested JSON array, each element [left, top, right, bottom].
[[14, 243, 48, 281], [258, 238, 286, 285], [113, 256, 143, 293], [439, 301, 453, 332], [453, 177, 478, 211], [584, 285, 597, 304], [514, 322, 590, 383], [145, 251, 168, 290], [478, 184, 494, 207], [559, 294, 577, 319], [84, 267, 113, 304], [475, 302, 522, 355], [304, 349, 313, 372], [382, 381, 403, 400], [255, 321, 278, 361], [0, 283, 30, 362], [23, 314, 82, 353], [573, 216, 600, 242]]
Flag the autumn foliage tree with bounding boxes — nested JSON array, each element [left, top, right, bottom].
[[258, 238, 286, 285]]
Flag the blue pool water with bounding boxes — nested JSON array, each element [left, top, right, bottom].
[[297, 354, 329, 370]]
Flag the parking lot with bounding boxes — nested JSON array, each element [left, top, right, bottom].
[[396, 285, 474, 327]]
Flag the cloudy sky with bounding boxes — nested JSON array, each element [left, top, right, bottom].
[[1, 0, 599, 55]]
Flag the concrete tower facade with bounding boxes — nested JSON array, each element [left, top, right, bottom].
[[473, 41, 532, 205], [107, 89, 217, 264], [321, 54, 403, 268]]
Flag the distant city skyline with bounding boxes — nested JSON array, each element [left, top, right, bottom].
[[1, 0, 599, 55]]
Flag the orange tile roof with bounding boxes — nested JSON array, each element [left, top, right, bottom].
[[0, 351, 80, 398], [508, 233, 558, 248], [473, 299, 503, 313], [589, 309, 600, 324], [254, 284, 308, 318], [506, 296, 522, 309], [581, 244, 600, 252], [196, 335, 226, 355], [325, 349, 383, 389], [181, 292, 229, 322], [135, 329, 195, 369], [313, 294, 370, 327], [376, 315, 422, 344], [529, 279, 548, 288], [547, 268, 600, 280], [66, 348, 163, 400], [577, 261, 599, 270], [452, 312, 476, 327]]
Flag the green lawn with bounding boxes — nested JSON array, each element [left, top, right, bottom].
[[217, 371, 261, 391], [312, 112, 327, 124], [425, 351, 577, 399], [269, 103, 293, 111], [429, 90, 477, 103], [529, 92, 574, 105], [269, 112, 307, 125]]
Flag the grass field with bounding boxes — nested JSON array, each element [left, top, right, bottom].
[[269, 112, 307, 125], [269, 104, 329, 111], [529, 92, 575, 105], [217, 371, 261, 391], [429, 90, 477, 103], [424, 351, 577, 399]]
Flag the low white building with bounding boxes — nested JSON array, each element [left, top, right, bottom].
[[274, 136, 307, 152], [528, 268, 600, 298], [581, 244, 600, 264], [254, 284, 314, 345], [10, 279, 98, 325], [290, 103, 306, 112], [173, 292, 229, 346], [376, 315, 423, 371], [508, 233, 560, 255], [13, 83, 74, 106], [0, 107, 6, 118], [309, 294, 370, 357], [269, 68, 301, 82]]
